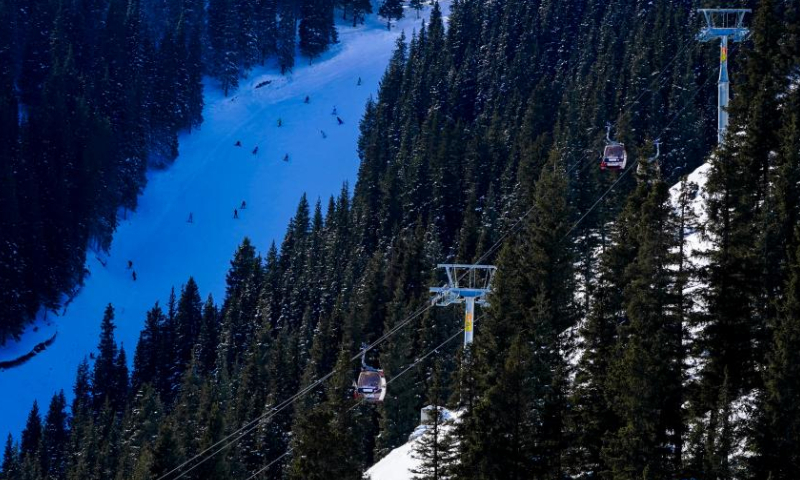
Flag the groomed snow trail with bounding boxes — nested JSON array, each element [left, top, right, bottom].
[[0, 4, 448, 439]]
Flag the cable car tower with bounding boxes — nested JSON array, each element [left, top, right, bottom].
[[697, 8, 751, 145], [430, 264, 496, 347]]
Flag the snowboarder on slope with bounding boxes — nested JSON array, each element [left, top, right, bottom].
[[332, 106, 337, 115], [357, 77, 362, 86], [235, 140, 242, 147], [127, 260, 133, 269], [321, 130, 327, 139], [234, 209, 239, 219], [304, 96, 310, 103], [283, 153, 289, 162], [132, 271, 137, 281], [252, 146, 259, 155], [337, 116, 344, 125], [278, 118, 282, 127]]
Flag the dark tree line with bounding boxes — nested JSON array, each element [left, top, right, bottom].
[[3, 0, 800, 479], [0, 0, 346, 344]]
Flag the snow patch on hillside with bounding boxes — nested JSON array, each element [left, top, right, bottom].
[[366, 407, 461, 480]]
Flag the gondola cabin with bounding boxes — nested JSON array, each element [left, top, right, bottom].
[[601, 143, 627, 170], [355, 369, 387, 403]]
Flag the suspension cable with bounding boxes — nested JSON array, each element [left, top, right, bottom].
[[244, 326, 467, 480], [160, 28, 732, 480]]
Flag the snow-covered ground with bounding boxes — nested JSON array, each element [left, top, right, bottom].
[[366, 407, 460, 480], [0, 4, 447, 440]]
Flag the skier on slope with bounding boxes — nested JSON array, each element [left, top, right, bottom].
[[332, 106, 337, 115], [278, 118, 282, 127], [187, 212, 193, 223], [127, 260, 133, 269], [132, 271, 137, 281], [235, 140, 242, 147], [321, 130, 327, 139], [241, 200, 247, 209], [337, 116, 344, 125], [252, 146, 259, 155], [283, 153, 289, 162], [234, 209, 239, 219], [304, 95, 310, 103]]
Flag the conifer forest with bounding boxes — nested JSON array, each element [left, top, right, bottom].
[[1, 0, 800, 479]]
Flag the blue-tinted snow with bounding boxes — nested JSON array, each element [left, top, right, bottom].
[[0, 2, 450, 441]]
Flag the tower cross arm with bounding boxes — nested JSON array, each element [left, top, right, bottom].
[[697, 8, 751, 42]]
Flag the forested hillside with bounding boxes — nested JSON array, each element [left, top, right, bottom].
[[0, 0, 347, 343], [3, 0, 800, 479]]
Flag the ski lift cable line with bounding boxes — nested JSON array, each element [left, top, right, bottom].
[[561, 58, 722, 242], [244, 326, 468, 480], [413, 40, 716, 288], [574, 38, 740, 179], [565, 39, 700, 175], [161, 33, 733, 480], [243, 31, 732, 480], [403, 37, 701, 266], [159, 301, 439, 480], [161, 202, 520, 480]]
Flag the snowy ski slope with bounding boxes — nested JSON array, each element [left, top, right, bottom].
[[0, 4, 448, 439]]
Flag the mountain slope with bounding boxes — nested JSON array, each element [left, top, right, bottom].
[[0, 5, 443, 439]]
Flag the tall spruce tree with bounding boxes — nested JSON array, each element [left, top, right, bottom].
[[92, 304, 123, 413], [750, 237, 800, 477], [411, 361, 456, 480], [39, 391, 69, 479], [603, 175, 683, 479], [378, 0, 403, 29]]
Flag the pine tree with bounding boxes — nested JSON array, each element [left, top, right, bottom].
[[19, 0, 54, 105], [378, 0, 403, 29], [218, 238, 262, 369], [196, 294, 219, 375], [234, 0, 260, 70], [194, 392, 229, 479], [751, 238, 800, 477], [0, 0, 26, 344], [411, 361, 456, 480], [132, 302, 165, 393], [255, 0, 278, 63], [409, 0, 423, 19], [149, 420, 183, 478], [93, 304, 122, 413], [117, 384, 163, 480], [350, 0, 372, 26], [185, 22, 204, 129], [208, 0, 240, 95], [174, 277, 203, 374], [276, 0, 297, 74], [20, 402, 42, 462], [603, 177, 683, 479], [71, 358, 92, 421], [2, 434, 21, 479], [40, 391, 69, 478], [299, 0, 337, 59], [289, 348, 362, 480]]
